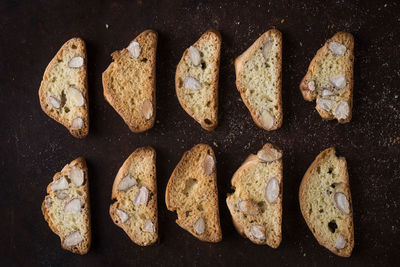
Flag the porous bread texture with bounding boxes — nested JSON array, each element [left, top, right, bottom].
[[109, 147, 158, 246], [226, 143, 282, 247], [41, 157, 91, 254], [175, 29, 221, 131], [299, 148, 354, 257], [300, 32, 354, 123], [235, 29, 283, 131], [165, 144, 222, 242], [39, 38, 89, 138], [103, 30, 157, 133]]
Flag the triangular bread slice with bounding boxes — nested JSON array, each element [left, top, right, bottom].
[[299, 148, 354, 257], [165, 144, 222, 242], [235, 29, 283, 131], [226, 143, 283, 247], [103, 30, 157, 132], [41, 157, 91, 254], [109, 147, 158, 246], [175, 30, 221, 131], [39, 38, 89, 138], [300, 32, 354, 123]]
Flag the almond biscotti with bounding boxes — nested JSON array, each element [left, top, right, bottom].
[[175, 30, 221, 131], [299, 148, 354, 257], [165, 144, 222, 242], [41, 157, 91, 254], [109, 147, 158, 246], [300, 32, 354, 123], [103, 30, 157, 132], [235, 29, 283, 131], [39, 38, 89, 138], [226, 143, 283, 247]]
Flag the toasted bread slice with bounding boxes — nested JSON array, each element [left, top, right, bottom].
[[235, 29, 283, 131], [41, 157, 91, 254], [299, 148, 354, 257], [103, 30, 157, 132], [175, 30, 221, 131], [165, 144, 222, 242], [300, 32, 354, 123], [39, 38, 89, 138], [226, 143, 283, 247], [109, 147, 158, 246]]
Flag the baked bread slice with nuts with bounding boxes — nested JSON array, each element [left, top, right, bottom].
[[300, 32, 354, 123], [175, 29, 221, 131], [41, 157, 91, 254], [299, 148, 354, 257], [235, 29, 283, 131], [109, 147, 158, 246], [226, 143, 283, 247], [165, 144, 222, 242], [39, 38, 89, 138], [103, 30, 157, 133]]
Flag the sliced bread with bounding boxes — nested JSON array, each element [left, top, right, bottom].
[[41, 157, 91, 254], [175, 30, 221, 131], [39, 38, 89, 138], [299, 32, 354, 123], [299, 148, 354, 257], [226, 143, 283, 247], [165, 144, 222, 242], [235, 29, 283, 131], [109, 147, 158, 246], [103, 30, 157, 132]]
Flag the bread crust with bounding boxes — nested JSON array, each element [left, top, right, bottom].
[[299, 148, 354, 257], [235, 29, 283, 131], [38, 38, 89, 138], [175, 29, 221, 131]]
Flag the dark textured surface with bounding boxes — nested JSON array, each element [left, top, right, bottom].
[[1, 0, 399, 266]]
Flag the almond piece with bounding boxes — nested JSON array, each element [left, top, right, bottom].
[[321, 89, 335, 97], [316, 98, 334, 112], [265, 177, 280, 203], [328, 41, 347, 56], [51, 176, 69, 191], [257, 146, 282, 162], [184, 76, 202, 90], [329, 75, 346, 89], [56, 191, 68, 200], [334, 192, 350, 214], [71, 117, 84, 130], [70, 166, 84, 187], [64, 231, 83, 247], [238, 199, 260, 215], [260, 109, 275, 130], [202, 154, 215, 176], [68, 56, 84, 68], [307, 80, 316, 91], [117, 174, 137, 191], [143, 219, 155, 232], [127, 41, 141, 58], [67, 87, 85, 107], [64, 198, 82, 214], [333, 101, 350, 120], [188, 46, 201, 66], [194, 217, 205, 235], [262, 39, 274, 60], [141, 99, 153, 120], [335, 234, 346, 249], [48, 96, 61, 109], [116, 208, 129, 223], [249, 225, 265, 240], [135, 186, 149, 205]]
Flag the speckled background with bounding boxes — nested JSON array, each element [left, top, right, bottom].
[[1, 0, 399, 266]]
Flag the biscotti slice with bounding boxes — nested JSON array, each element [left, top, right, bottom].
[[226, 143, 283, 247], [41, 157, 91, 254], [175, 30, 221, 131], [109, 147, 158, 246], [39, 38, 89, 138], [165, 144, 222, 242], [235, 29, 283, 131], [103, 30, 157, 132], [300, 32, 354, 123], [299, 148, 354, 257]]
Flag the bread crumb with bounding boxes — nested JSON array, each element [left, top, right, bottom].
[[105, 24, 109, 29], [213, 141, 218, 147], [281, 19, 285, 23]]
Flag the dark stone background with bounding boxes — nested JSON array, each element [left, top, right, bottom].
[[0, 0, 399, 266]]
